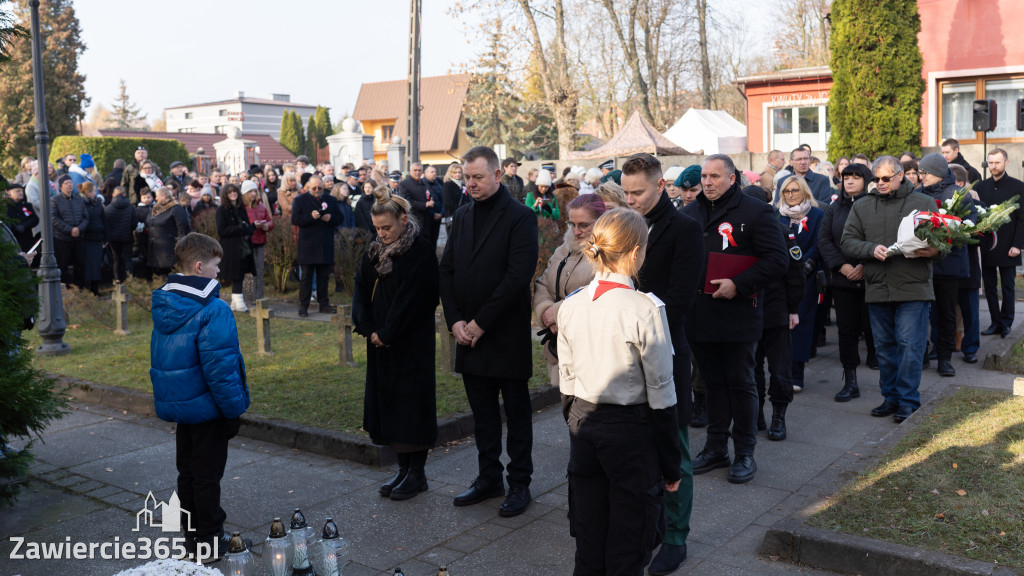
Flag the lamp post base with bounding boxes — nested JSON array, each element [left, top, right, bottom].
[[36, 340, 71, 356]]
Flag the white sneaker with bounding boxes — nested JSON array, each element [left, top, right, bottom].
[[230, 293, 248, 312], [792, 384, 803, 393]]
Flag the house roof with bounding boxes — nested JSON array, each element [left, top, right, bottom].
[[97, 130, 297, 166], [164, 96, 317, 111], [352, 74, 470, 153], [734, 66, 832, 86], [568, 110, 691, 159]]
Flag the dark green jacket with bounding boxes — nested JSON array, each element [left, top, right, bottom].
[[840, 178, 938, 303]]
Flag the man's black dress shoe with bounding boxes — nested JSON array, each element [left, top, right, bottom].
[[982, 325, 1002, 336], [1001, 326, 1011, 338], [498, 484, 531, 517], [648, 543, 687, 575], [871, 401, 898, 417], [453, 478, 504, 507], [893, 406, 916, 423], [692, 448, 731, 475], [727, 454, 757, 484], [963, 353, 978, 364], [938, 359, 956, 377]]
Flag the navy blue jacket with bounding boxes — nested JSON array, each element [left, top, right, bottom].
[[920, 171, 974, 280], [776, 171, 832, 205], [150, 275, 250, 424]]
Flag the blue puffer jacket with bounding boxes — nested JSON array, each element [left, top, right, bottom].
[[150, 274, 250, 424]]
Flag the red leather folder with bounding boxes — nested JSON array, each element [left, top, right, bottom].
[[704, 252, 759, 297]]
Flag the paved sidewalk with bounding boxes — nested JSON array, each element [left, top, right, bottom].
[[3, 303, 1021, 576]]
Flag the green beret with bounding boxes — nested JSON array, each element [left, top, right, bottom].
[[600, 169, 622, 185], [675, 165, 701, 189]]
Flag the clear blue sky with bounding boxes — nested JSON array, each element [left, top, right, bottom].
[[74, 0, 772, 125]]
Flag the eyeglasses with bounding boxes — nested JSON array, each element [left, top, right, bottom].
[[871, 175, 897, 183], [309, 186, 322, 191], [567, 222, 594, 231], [782, 188, 802, 196]]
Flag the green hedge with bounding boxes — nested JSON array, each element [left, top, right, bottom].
[[49, 136, 190, 177]]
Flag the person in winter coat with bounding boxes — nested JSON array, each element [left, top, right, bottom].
[[976, 148, 1024, 337], [442, 162, 471, 233], [776, 175, 824, 392], [51, 175, 88, 288], [121, 146, 148, 204], [774, 148, 832, 204], [352, 187, 440, 501], [262, 168, 280, 211], [556, 207, 682, 576], [918, 153, 976, 378], [948, 163, 982, 364], [215, 183, 254, 312], [681, 154, 788, 485], [397, 163, 435, 241], [243, 181, 274, 302], [104, 186, 138, 283], [533, 194, 607, 385], [500, 158, 525, 203], [79, 182, 106, 295], [147, 187, 191, 276], [150, 232, 249, 558], [818, 163, 877, 403], [275, 173, 301, 219], [841, 156, 942, 424], [134, 189, 154, 281], [329, 183, 355, 229], [4, 183, 39, 254], [525, 169, 560, 220], [940, 138, 982, 185], [354, 181, 377, 236], [140, 160, 164, 191], [744, 185, 804, 443], [292, 176, 341, 316], [424, 165, 445, 244]]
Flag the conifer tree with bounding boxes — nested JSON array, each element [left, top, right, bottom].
[[279, 109, 303, 156], [111, 79, 147, 131], [305, 114, 319, 160], [314, 106, 332, 148]]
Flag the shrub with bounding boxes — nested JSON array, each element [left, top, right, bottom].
[[49, 136, 190, 176], [190, 208, 218, 240], [122, 276, 157, 313], [61, 287, 114, 329], [263, 215, 297, 294], [334, 227, 373, 296], [534, 217, 563, 288]]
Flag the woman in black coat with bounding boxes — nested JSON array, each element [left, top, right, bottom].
[[79, 182, 106, 294], [817, 163, 876, 402], [4, 183, 39, 254], [352, 186, 439, 501], [215, 183, 253, 312], [104, 187, 138, 283], [442, 162, 471, 231], [146, 187, 191, 276]]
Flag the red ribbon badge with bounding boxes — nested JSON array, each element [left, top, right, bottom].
[[830, 194, 838, 204], [592, 280, 633, 300], [718, 222, 737, 250], [321, 201, 328, 211], [426, 190, 431, 200], [798, 217, 809, 234]]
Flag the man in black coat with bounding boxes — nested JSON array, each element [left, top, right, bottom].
[[621, 153, 703, 575], [976, 149, 1024, 337], [104, 186, 139, 283], [440, 146, 539, 518], [681, 154, 789, 485], [941, 138, 982, 185], [398, 163, 434, 240], [291, 176, 341, 317], [500, 158, 525, 203]]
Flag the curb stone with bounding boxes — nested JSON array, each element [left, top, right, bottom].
[[55, 375, 560, 467]]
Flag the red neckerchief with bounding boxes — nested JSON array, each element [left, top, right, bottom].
[[592, 280, 633, 300]]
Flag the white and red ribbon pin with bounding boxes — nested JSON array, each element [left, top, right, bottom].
[[718, 222, 738, 250], [798, 216, 809, 234], [321, 201, 328, 211]]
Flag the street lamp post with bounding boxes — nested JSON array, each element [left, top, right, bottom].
[[28, 0, 69, 355]]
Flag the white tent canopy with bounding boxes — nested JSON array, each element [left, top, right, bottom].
[[663, 108, 747, 155]]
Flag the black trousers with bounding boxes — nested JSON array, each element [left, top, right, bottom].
[[931, 278, 960, 360], [175, 417, 238, 542], [462, 374, 533, 487], [691, 341, 758, 456], [755, 326, 793, 406], [832, 287, 875, 370], [567, 400, 661, 576], [109, 240, 133, 282], [298, 263, 331, 307], [982, 265, 1016, 329], [54, 238, 84, 288]]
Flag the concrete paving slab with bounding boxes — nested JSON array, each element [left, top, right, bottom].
[[19, 419, 177, 468]]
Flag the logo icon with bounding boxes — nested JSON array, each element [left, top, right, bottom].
[[135, 491, 193, 533]]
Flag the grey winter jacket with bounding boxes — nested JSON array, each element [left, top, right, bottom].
[[51, 192, 89, 242]]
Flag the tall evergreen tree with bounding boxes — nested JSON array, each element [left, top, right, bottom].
[[305, 114, 319, 160], [110, 79, 147, 130], [314, 106, 332, 149], [827, 0, 924, 160], [464, 26, 516, 149], [0, 0, 89, 174], [279, 109, 302, 156], [291, 111, 305, 155]]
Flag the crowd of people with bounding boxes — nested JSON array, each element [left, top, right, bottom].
[[5, 137, 1023, 575]]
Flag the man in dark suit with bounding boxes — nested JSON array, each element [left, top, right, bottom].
[[621, 153, 704, 575], [977, 149, 1024, 337], [398, 163, 434, 240], [775, 147, 831, 204], [682, 154, 788, 485], [439, 146, 539, 517], [291, 176, 340, 317]]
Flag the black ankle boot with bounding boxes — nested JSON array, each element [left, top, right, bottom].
[[690, 393, 708, 428], [380, 453, 411, 497], [834, 369, 860, 402], [768, 403, 787, 441], [390, 450, 428, 501]]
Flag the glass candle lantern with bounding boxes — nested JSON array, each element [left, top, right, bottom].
[[263, 517, 293, 576], [316, 517, 350, 576], [288, 508, 317, 575]]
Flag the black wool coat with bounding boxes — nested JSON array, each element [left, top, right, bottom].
[[6, 199, 39, 252], [104, 195, 139, 243], [762, 223, 806, 329], [636, 191, 704, 425], [215, 203, 253, 280], [398, 176, 433, 238], [292, 192, 342, 265], [819, 189, 868, 291], [352, 234, 439, 446], [353, 194, 375, 236], [147, 202, 191, 270], [681, 181, 789, 343], [976, 174, 1024, 268], [81, 196, 106, 242], [439, 185, 539, 379], [442, 180, 471, 218]]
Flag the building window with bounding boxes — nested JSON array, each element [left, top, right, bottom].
[[184, 112, 193, 120], [769, 105, 830, 152], [773, 109, 792, 135], [381, 124, 395, 143], [214, 125, 226, 134], [939, 74, 1024, 143], [219, 109, 228, 117]]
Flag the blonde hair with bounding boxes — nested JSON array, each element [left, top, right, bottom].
[[581, 208, 648, 277], [776, 175, 818, 210], [370, 185, 411, 219], [330, 183, 348, 202], [595, 181, 628, 208], [281, 172, 299, 191]]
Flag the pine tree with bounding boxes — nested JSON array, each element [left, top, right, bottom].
[[110, 78, 147, 131], [305, 114, 319, 160], [279, 109, 302, 156], [827, 0, 924, 160], [464, 26, 516, 149], [314, 106, 332, 148], [0, 0, 90, 174]]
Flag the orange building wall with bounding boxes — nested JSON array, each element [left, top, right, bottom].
[[744, 77, 834, 153]]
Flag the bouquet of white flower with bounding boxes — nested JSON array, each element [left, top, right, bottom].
[[112, 558, 222, 576]]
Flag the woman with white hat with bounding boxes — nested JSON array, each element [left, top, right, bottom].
[[525, 169, 560, 220]]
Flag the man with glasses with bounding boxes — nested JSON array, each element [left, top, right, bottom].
[[841, 156, 940, 424], [398, 162, 435, 240], [776, 148, 831, 204], [291, 176, 340, 317]]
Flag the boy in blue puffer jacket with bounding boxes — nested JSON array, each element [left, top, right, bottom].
[[150, 232, 250, 559]]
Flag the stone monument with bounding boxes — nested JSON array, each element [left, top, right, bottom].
[[327, 117, 375, 168]]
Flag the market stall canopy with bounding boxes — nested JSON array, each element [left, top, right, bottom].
[[568, 110, 691, 159], [662, 108, 747, 155]]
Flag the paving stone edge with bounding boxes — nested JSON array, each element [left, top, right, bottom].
[[54, 374, 560, 468]]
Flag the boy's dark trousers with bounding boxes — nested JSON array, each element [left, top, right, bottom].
[[755, 326, 794, 407], [176, 417, 239, 545]]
